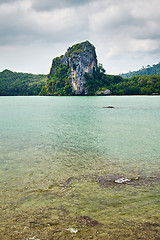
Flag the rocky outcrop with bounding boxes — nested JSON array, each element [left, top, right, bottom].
[[61, 41, 97, 94], [96, 89, 111, 96], [49, 41, 97, 95]]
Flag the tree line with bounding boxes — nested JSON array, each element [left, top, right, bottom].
[[0, 67, 159, 96]]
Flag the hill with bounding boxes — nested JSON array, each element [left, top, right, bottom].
[[0, 69, 46, 96], [110, 75, 160, 95], [120, 62, 160, 78]]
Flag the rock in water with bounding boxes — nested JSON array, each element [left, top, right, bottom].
[[41, 41, 97, 95]]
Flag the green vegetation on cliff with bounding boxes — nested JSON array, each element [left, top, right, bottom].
[[40, 40, 97, 96], [40, 56, 72, 96], [0, 69, 46, 96], [67, 41, 96, 59]]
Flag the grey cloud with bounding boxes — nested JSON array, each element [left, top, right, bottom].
[[32, 0, 93, 11], [0, 10, 35, 45], [0, 0, 21, 3], [0, 0, 160, 75], [89, 0, 160, 43], [0, 2, 88, 46]]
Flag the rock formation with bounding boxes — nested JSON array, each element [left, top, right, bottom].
[[61, 41, 97, 94], [42, 41, 98, 95]]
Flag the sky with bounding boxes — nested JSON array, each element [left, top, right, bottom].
[[0, 0, 160, 75]]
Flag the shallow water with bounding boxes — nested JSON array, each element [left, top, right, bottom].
[[0, 96, 160, 239]]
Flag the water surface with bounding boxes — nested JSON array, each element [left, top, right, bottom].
[[0, 96, 160, 239]]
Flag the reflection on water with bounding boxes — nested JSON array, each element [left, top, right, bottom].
[[0, 96, 160, 239]]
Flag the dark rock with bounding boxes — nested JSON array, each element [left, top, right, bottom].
[[102, 106, 116, 108]]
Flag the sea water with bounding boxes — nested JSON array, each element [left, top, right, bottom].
[[0, 96, 160, 239]]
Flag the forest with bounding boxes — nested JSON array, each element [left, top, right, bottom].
[[120, 62, 160, 78], [0, 69, 46, 96], [0, 66, 159, 96], [85, 64, 160, 95]]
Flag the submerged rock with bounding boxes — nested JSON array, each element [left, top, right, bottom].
[[95, 173, 160, 188], [115, 177, 131, 184], [102, 106, 117, 108], [66, 228, 78, 233]]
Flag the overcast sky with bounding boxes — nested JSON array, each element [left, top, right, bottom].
[[0, 0, 160, 75]]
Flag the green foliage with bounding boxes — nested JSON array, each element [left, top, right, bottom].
[[121, 62, 160, 78], [85, 64, 160, 95], [0, 69, 46, 96], [85, 64, 123, 95], [65, 41, 97, 64], [1, 67, 159, 96], [40, 56, 73, 96], [67, 41, 95, 56], [109, 75, 160, 95], [68, 43, 83, 55]]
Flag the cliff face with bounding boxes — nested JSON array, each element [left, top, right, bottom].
[[44, 41, 97, 95], [60, 41, 97, 94]]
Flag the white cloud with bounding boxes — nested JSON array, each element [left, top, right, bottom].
[[0, 0, 88, 46], [0, 0, 160, 74], [130, 39, 159, 53]]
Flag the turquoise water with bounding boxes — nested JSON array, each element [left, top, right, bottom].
[[0, 96, 160, 239]]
